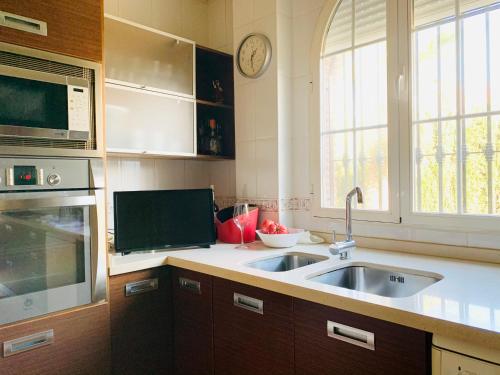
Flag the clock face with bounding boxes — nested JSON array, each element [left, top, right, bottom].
[[237, 34, 271, 78]]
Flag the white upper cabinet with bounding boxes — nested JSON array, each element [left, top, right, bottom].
[[104, 15, 194, 97], [106, 84, 195, 155], [104, 15, 196, 156]]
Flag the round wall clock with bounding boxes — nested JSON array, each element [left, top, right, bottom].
[[236, 33, 272, 79]]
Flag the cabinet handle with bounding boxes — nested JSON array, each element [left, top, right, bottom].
[[0, 11, 48, 36], [178, 277, 201, 294], [125, 278, 158, 296], [233, 293, 263, 315], [3, 329, 54, 357], [327, 321, 375, 351]]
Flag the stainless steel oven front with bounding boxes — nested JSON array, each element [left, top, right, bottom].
[[0, 157, 106, 325]]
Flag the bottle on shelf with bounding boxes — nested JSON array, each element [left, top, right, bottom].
[[208, 118, 222, 155]]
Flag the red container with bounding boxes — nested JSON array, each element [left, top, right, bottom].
[[216, 206, 259, 244]]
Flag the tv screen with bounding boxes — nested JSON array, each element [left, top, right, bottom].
[[113, 189, 216, 253]]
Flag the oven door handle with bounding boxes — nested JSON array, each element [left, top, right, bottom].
[[0, 195, 96, 211]]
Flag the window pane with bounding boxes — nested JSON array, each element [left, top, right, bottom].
[[443, 155, 458, 212], [465, 153, 489, 214], [463, 14, 488, 114], [355, 0, 386, 45], [440, 22, 457, 117], [464, 117, 487, 153], [417, 122, 438, 156], [355, 42, 387, 128], [321, 0, 389, 211], [414, 0, 455, 27], [321, 134, 354, 208], [414, 27, 438, 120], [356, 128, 388, 210], [490, 8, 500, 111], [419, 156, 440, 212], [324, 0, 352, 55], [412, 0, 500, 216], [322, 52, 353, 132]]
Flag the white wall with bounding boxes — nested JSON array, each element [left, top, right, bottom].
[[104, 0, 236, 227], [232, 0, 294, 225]]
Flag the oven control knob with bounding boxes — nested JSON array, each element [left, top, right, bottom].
[[47, 174, 61, 186]]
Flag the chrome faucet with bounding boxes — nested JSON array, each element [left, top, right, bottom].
[[329, 187, 363, 260]]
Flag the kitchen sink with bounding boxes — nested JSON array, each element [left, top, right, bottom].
[[308, 263, 442, 298], [246, 252, 329, 272]]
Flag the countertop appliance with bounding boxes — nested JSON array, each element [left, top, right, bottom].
[[0, 42, 103, 157], [0, 157, 107, 325], [113, 189, 216, 254]]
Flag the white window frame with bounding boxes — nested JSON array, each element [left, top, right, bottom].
[[311, 0, 500, 232]]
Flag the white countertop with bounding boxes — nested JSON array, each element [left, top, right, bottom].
[[109, 242, 500, 350]]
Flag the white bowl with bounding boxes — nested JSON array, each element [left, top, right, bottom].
[[256, 228, 304, 248]]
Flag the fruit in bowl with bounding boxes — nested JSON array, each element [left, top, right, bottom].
[[256, 220, 303, 248]]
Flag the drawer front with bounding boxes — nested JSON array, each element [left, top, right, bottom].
[[172, 268, 213, 375], [294, 299, 431, 375], [109, 267, 172, 375], [0, 0, 102, 62], [213, 278, 294, 375], [0, 303, 110, 375]]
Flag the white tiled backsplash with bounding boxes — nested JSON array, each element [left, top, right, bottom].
[[106, 157, 236, 228]]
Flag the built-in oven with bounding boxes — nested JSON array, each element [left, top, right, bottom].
[[0, 157, 107, 326]]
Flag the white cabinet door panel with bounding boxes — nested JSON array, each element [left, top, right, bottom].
[[106, 84, 195, 156]]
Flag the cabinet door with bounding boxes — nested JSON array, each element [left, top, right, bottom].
[[0, 0, 102, 61], [172, 268, 213, 375], [0, 303, 111, 375], [109, 267, 172, 375], [104, 16, 194, 97], [105, 84, 195, 156], [213, 278, 294, 375], [294, 299, 431, 375]]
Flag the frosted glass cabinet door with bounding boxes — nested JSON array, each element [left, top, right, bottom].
[[106, 84, 195, 155], [104, 16, 194, 97]]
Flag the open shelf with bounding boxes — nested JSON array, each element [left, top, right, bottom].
[[196, 46, 235, 160]]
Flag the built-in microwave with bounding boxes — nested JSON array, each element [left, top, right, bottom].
[[0, 65, 91, 141], [0, 42, 103, 156]]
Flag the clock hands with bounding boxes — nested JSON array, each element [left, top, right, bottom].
[[250, 48, 256, 69]]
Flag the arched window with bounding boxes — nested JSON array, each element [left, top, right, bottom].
[[316, 0, 500, 229]]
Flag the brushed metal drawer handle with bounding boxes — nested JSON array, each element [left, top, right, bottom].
[[3, 329, 54, 357], [327, 321, 375, 351], [125, 278, 158, 296], [233, 293, 263, 315], [178, 277, 201, 294], [0, 11, 48, 36]]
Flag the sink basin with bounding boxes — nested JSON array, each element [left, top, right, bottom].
[[309, 263, 442, 298], [246, 252, 329, 272]]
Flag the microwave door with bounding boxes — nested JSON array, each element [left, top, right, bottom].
[[0, 193, 95, 325], [0, 66, 91, 141]]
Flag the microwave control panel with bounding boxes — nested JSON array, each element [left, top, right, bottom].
[[67, 84, 90, 135]]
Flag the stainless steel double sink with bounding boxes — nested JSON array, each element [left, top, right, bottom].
[[245, 252, 442, 298]]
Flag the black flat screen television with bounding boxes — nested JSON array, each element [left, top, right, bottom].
[[113, 189, 216, 253]]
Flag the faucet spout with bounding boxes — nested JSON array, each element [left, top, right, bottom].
[[329, 186, 363, 260]]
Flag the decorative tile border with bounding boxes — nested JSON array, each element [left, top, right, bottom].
[[227, 197, 312, 212]]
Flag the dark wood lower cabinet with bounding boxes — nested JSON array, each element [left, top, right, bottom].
[[294, 299, 431, 375], [213, 278, 295, 375], [0, 303, 111, 375], [172, 268, 214, 375], [109, 267, 172, 375]]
